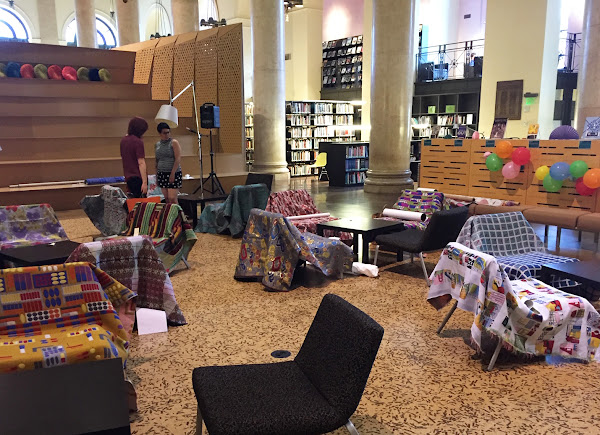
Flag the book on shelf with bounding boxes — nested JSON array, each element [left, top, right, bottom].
[[346, 145, 368, 158], [582, 117, 600, 139], [445, 105, 455, 113], [456, 125, 467, 138], [428, 105, 436, 114], [527, 123, 539, 139], [345, 172, 366, 185], [466, 113, 474, 125], [431, 125, 441, 137], [490, 118, 507, 139]]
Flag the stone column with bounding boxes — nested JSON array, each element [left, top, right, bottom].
[[364, 0, 415, 193], [576, 0, 600, 133], [116, 0, 140, 46], [250, 0, 289, 180], [172, 0, 199, 34], [74, 0, 97, 48], [37, 0, 59, 45]]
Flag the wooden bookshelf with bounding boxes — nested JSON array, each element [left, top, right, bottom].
[[244, 102, 253, 170], [320, 142, 369, 187]]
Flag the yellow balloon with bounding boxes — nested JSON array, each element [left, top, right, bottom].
[[535, 165, 550, 181]]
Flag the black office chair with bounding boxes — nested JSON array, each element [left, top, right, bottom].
[[192, 294, 384, 435], [245, 172, 274, 192], [373, 206, 469, 282]]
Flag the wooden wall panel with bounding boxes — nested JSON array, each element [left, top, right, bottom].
[[132, 39, 159, 84], [172, 32, 197, 117], [469, 139, 531, 203], [420, 139, 471, 195], [151, 35, 178, 100], [195, 29, 220, 152]]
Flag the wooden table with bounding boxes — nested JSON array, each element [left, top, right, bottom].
[[316, 218, 404, 264], [542, 261, 600, 300], [0, 240, 80, 267], [178, 192, 229, 228]]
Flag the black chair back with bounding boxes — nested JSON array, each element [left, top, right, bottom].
[[294, 294, 384, 420], [420, 206, 469, 252], [245, 173, 274, 192]]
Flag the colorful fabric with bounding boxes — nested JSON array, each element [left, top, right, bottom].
[[428, 243, 600, 362], [84, 177, 126, 185], [388, 189, 445, 230], [147, 174, 164, 199], [0, 262, 134, 373], [67, 236, 185, 333], [456, 212, 578, 288], [0, 204, 68, 250], [473, 197, 520, 206], [265, 189, 353, 241], [122, 202, 197, 273], [80, 185, 129, 236], [196, 184, 270, 237], [235, 209, 354, 291]]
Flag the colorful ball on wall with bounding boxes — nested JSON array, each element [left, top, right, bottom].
[[62, 66, 77, 81], [569, 160, 589, 179], [485, 153, 503, 172], [576, 177, 595, 196], [549, 125, 579, 140], [5, 62, 21, 78], [88, 68, 101, 81], [543, 174, 563, 192], [20, 64, 34, 79], [34, 64, 48, 79], [583, 168, 600, 189], [48, 65, 63, 80], [511, 148, 531, 166], [472, 131, 480, 139], [98, 68, 111, 82], [549, 162, 570, 181], [483, 151, 491, 158], [535, 165, 550, 180], [496, 140, 513, 159], [502, 161, 521, 179]]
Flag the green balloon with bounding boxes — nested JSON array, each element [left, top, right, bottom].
[[486, 153, 503, 171], [543, 174, 563, 192], [570, 160, 588, 179]]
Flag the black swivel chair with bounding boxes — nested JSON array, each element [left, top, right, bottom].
[[373, 206, 469, 282], [192, 294, 384, 435], [245, 172, 274, 192]]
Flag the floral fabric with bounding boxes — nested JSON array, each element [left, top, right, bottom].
[[80, 185, 129, 236], [375, 189, 445, 230], [473, 197, 520, 206], [235, 209, 354, 291], [0, 204, 68, 250], [147, 174, 164, 199]]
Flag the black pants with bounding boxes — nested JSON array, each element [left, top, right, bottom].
[[126, 177, 145, 198]]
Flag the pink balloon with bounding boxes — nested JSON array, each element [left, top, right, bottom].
[[502, 161, 521, 179], [512, 147, 531, 166], [576, 177, 596, 196], [483, 151, 491, 158], [472, 131, 480, 139]]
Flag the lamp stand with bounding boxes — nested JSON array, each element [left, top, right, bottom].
[[195, 129, 225, 195]]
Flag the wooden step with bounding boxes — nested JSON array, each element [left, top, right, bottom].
[[0, 79, 150, 100]]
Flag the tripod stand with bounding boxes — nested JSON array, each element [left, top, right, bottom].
[[193, 129, 225, 195]]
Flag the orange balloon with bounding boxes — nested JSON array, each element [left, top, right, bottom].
[[583, 168, 600, 189], [496, 140, 514, 159]]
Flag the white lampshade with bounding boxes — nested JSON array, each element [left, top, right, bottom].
[[155, 104, 179, 128]]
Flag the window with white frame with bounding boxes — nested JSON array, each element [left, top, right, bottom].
[[0, 5, 30, 42], [65, 15, 117, 49]]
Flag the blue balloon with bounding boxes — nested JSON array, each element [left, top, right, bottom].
[[549, 162, 571, 181]]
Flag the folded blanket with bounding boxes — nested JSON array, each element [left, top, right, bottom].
[[85, 177, 125, 185]]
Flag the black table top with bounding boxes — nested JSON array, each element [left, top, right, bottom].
[[543, 261, 600, 284], [316, 218, 404, 233], [0, 240, 80, 265], [178, 192, 229, 203]]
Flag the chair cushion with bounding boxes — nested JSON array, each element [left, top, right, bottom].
[[192, 361, 345, 435], [474, 204, 533, 215], [496, 252, 579, 289], [375, 229, 424, 253], [576, 213, 600, 232], [523, 207, 589, 229]]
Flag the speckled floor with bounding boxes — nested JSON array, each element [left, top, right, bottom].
[[59, 210, 600, 435]]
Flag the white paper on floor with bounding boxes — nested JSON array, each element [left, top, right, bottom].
[[352, 262, 379, 278], [136, 308, 168, 335]]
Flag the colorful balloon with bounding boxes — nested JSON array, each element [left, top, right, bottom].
[[496, 140, 513, 159], [549, 162, 570, 181], [502, 161, 521, 179], [570, 160, 589, 179], [535, 165, 550, 181], [511, 148, 531, 166], [576, 177, 595, 196], [485, 153, 503, 172], [472, 131, 480, 139], [583, 168, 600, 189], [483, 151, 491, 158], [543, 174, 563, 192]]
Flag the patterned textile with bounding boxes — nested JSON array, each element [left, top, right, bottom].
[[376, 189, 445, 230], [122, 202, 197, 273], [67, 236, 185, 332], [429, 243, 600, 362], [80, 185, 129, 236], [473, 197, 520, 206], [147, 174, 164, 199], [0, 204, 68, 250], [0, 262, 134, 373], [443, 198, 472, 210], [456, 212, 578, 288], [265, 189, 353, 241], [84, 177, 126, 185], [196, 184, 270, 237], [234, 209, 354, 291]]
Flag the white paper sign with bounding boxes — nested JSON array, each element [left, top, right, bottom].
[[136, 308, 168, 335]]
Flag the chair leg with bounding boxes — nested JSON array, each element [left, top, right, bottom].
[[196, 406, 203, 435], [183, 258, 191, 269], [410, 253, 414, 263], [556, 227, 562, 250], [419, 252, 430, 284], [544, 225, 549, 240], [373, 245, 379, 266], [578, 230, 582, 242], [485, 339, 503, 372], [345, 419, 360, 435], [437, 300, 458, 335], [595, 232, 599, 244]]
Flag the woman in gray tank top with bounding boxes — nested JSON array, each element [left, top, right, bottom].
[[155, 122, 182, 203]]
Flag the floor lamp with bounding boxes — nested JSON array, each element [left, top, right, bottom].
[[155, 80, 204, 197]]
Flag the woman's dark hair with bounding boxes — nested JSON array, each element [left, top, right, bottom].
[[127, 117, 148, 138], [157, 122, 171, 133]]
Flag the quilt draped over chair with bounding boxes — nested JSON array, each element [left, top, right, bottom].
[[376, 189, 445, 230], [80, 185, 129, 236], [456, 212, 578, 289], [67, 236, 186, 334], [0, 262, 134, 373], [234, 209, 354, 291], [122, 203, 197, 273], [0, 204, 68, 250], [195, 184, 270, 237]]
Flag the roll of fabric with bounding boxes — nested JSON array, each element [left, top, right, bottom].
[[6, 62, 20, 78], [89, 68, 101, 81], [99, 68, 111, 82], [48, 64, 63, 80], [84, 177, 126, 185], [62, 66, 77, 81], [382, 208, 426, 221], [286, 213, 331, 221], [77, 66, 90, 81], [20, 64, 34, 78], [34, 64, 48, 79], [0, 63, 6, 78]]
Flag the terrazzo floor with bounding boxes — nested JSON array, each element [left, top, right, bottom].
[[58, 203, 600, 435]]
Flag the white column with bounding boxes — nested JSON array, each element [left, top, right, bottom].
[[37, 0, 59, 45], [364, 0, 415, 193], [576, 0, 600, 133], [172, 0, 199, 34], [74, 0, 97, 48], [250, 0, 289, 180], [116, 0, 140, 46]]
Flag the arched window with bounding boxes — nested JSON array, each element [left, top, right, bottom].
[[65, 15, 117, 49], [199, 0, 219, 29], [0, 5, 30, 42], [145, 2, 172, 39]]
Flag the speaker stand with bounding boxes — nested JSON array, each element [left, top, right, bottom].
[[193, 129, 225, 195]]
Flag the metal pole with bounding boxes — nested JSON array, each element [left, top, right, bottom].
[[191, 81, 204, 198]]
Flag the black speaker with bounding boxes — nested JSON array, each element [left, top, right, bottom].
[[200, 103, 220, 129]]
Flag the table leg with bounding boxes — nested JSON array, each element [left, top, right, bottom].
[[362, 234, 370, 264], [352, 233, 359, 256], [317, 225, 324, 237], [540, 267, 550, 284]]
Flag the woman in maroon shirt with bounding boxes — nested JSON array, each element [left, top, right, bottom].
[[120, 117, 149, 197]]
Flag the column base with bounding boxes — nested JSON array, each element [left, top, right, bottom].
[[249, 165, 290, 183], [363, 169, 414, 194]]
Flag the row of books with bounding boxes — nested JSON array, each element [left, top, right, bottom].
[[244, 127, 253, 138], [346, 145, 368, 158], [322, 45, 362, 59], [322, 35, 362, 49], [289, 114, 311, 126], [290, 165, 316, 177], [335, 115, 354, 125], [345, 158, 368, 171], [336, 103, 354, 114], [245, 115, 253, 126], [314, 102, 333, 114], [244, 104, 253, 116], [345, 172, 366, 185], [289, 150, 317, 162], [288, 102, 311, 113], [289, 127, 313, 138], [411, 116, 433, 126], [437, 114, 474, 126], [245, 139, 253, 151], [412, 126, 431, 138], [288, 139, 313, 150], [314, 114, 334, 125], [323, 55, 363, 68]]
